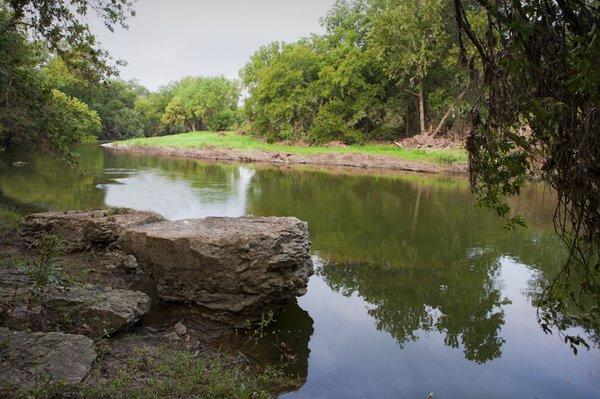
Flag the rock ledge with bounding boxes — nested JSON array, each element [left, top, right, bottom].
[[119, 216, 313, 326], [19, 209, 164, 251]]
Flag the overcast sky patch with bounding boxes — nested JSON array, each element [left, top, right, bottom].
[[88, 0, 335, 90]]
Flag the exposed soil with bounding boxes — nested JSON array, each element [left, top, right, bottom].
[[394, 132, 466, 149], [103, 143, 468, 175]]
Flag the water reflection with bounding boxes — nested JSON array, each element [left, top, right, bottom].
[[103, 167, 255, 220], [318, 255, 508, 364], [0, 145, 598, 398]]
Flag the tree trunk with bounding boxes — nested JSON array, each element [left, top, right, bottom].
[[418, 77, 426, 134], [432, 86, 468, 136], [405, 106, 412, 137]]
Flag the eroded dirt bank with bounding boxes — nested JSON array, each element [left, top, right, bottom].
[[103, 143, 468, 175]]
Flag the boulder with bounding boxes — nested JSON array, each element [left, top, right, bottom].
[[19, 209, 164, 252], [44, 287, 151, 337], [119, 216, 313, 327], [0, 328, 96, 394]]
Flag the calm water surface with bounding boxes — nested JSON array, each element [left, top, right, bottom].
[[0, 145, 598, 398]]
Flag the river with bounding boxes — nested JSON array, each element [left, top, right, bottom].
[[0, 144, 598, 398]]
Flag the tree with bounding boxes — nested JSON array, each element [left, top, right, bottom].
[[241, 40, 323, 142], [454, 0, 600, 348], [43, 58, 147, 140], [1, 0, 135, 80], [45, 89, 102, 150], [241, 10, 400, 144], [241, 0, 470, 143], [161, 76, 240, 133], [0, 5, 46, 148], [0, 0, 135, 154], [1, 8, 101, 154], [134, 86, 175, 136], [370, 0, 465, 135]]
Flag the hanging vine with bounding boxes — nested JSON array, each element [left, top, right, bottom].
[[454, 0, 600, 349]]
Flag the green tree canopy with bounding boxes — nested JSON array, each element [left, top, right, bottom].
[[0, 0, 135, 154], [1, 0, 135, 80], [370, 0, 466, 134], [241, 0, 470, 144], [45, 89, 101, 149], [43, 57, 147, 140], [134, 86, 175, 137], [161, 76, 240, 132]]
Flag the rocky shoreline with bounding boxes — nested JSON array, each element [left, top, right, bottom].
[[103, 142, 468, 175], [0, 208, 313, 397]]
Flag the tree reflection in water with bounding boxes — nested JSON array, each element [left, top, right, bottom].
[[319, 255, 509, 364]]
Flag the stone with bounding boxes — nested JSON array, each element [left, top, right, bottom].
[[173, 321, 187, 336], [119, 216, 313, 327], [19, 209, 164, 252], [0, 328, 96, 394], [0, 269, 39, 330], [121, 254, 139, 271], [44, 287, 151, 337], [163, 331, 180, 341]]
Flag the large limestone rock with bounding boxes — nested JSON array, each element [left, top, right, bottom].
[[19, 209, 164, 252], [0, 328, 96, 394], [44, 287, 151, 337], [119, 216, 313, 327]]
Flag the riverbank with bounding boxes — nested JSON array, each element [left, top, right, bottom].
[[108, 132, 468, 174], [0, 205, 302, 398]]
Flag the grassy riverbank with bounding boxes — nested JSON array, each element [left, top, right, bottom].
[[116, 131, 468, 166]]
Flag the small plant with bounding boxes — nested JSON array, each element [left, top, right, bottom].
[[81, 345, 294, 399], [22, 234, 68, 304], [0, 205, 21, 235], [256, 310, 275, 339]]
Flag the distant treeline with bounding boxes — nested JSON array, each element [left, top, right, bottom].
[[1, 0, 481, 150]]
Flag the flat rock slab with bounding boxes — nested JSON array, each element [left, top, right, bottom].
[[19, 209, 164, 252], [0, 328, 96, 394], [44, 287, 151, 338], [119, 216, 313, 327]]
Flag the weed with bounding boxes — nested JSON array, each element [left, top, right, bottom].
[[0, 205, 21, 235], [81, 345, 294, 399], [21, 234, 68, 303]]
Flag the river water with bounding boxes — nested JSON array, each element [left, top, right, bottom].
[[0, 144, 598, 398]]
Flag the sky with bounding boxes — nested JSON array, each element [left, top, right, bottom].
[[89, 0, 336, 91]]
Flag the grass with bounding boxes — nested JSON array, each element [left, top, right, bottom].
[[80, 345, 296, 399], [23, 343, 296, 399], [116, 131, 468, 165], [0, 204, 21, 235]]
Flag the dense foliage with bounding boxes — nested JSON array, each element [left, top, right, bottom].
[[2, 0, 472, 148], [0, 0, 135, 154], [161, 76, 240, 133], [454, 0, 600, 348], [241, 0, 471, 144], [44, 58, 147, 140]]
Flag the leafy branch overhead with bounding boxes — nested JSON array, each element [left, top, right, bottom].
[[454, 0, 600, 344], [2, 0, 135, 79]]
